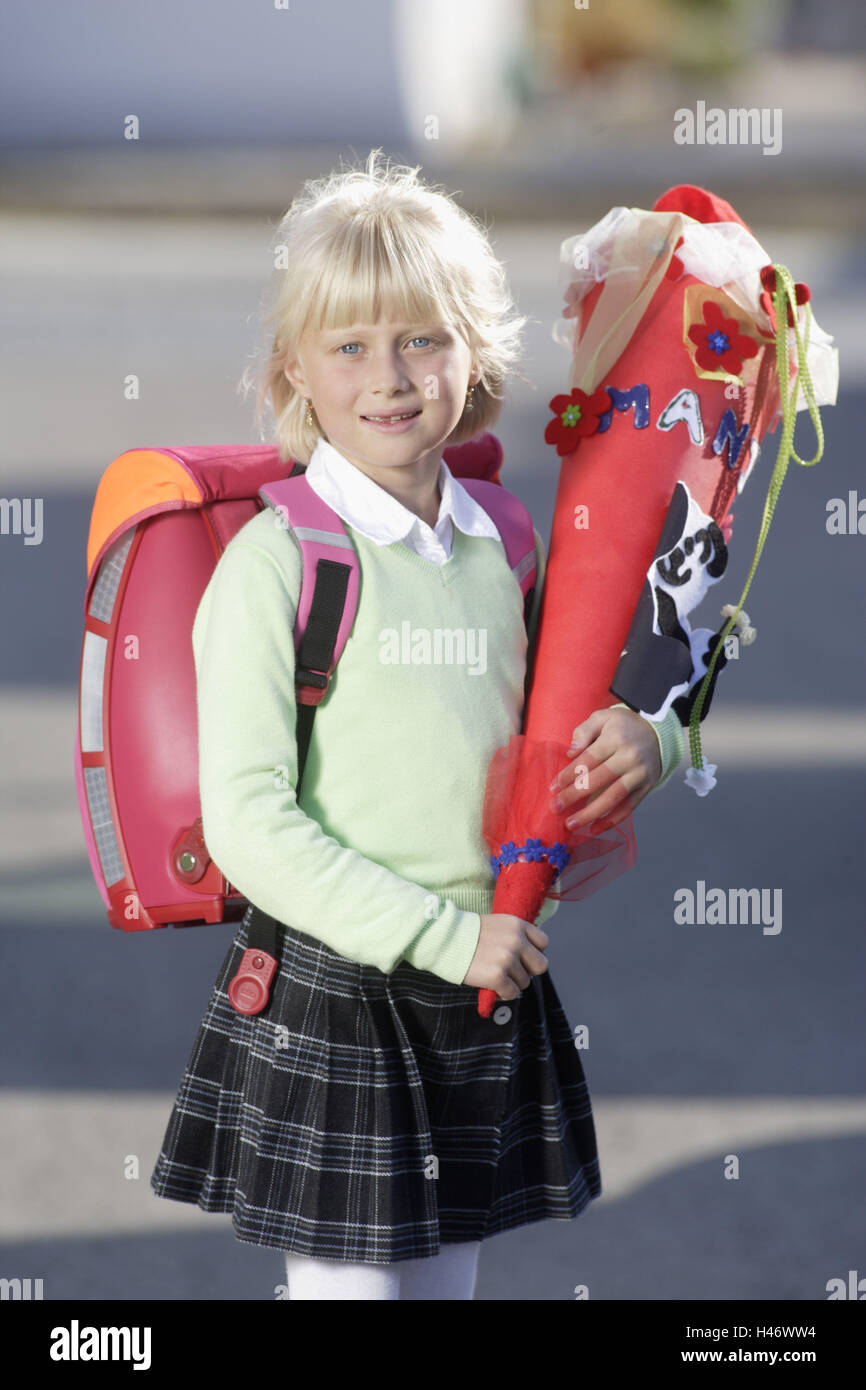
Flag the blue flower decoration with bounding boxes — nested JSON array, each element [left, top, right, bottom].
[[548, 842, 569, 873], [490, 839, 572, 880]]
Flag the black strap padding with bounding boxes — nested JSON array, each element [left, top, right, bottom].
[[295, 558, 351, 687], [244, 557, 350, 966]]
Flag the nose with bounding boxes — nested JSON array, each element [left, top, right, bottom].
[[367, 344, 413, 395]]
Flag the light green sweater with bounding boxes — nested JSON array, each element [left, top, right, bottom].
[[192, 507, 684, 986]]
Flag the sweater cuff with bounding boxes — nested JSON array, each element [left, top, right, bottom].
[[609, 701, 685, 790], [400, 902, 483, 984]]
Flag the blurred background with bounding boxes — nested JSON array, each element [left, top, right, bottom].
[[1, 0, 864, 1301]]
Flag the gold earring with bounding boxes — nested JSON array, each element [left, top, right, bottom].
[[465, 385, 475, 411], [305, 398, 315, 428]]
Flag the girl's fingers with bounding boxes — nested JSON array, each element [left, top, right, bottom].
[[550, 752, 613, 806], [566, 776, 641, 829], [509, 964, 532, 991], [563, 753, 650, 827], [551, 710, 660, 813], [521, 943, 548, 975], [550, 754, 642, 821], [548, 711, 660, 826]]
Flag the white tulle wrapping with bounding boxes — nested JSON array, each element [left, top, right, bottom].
[[553, 206, 839, 411]]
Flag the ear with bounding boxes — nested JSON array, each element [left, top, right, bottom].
[[282, 352, 308, 397]]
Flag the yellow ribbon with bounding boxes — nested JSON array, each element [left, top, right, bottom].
[[686, 265, 826, 776]]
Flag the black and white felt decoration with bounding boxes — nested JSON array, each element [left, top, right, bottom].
[[609, 480, 732, 725]]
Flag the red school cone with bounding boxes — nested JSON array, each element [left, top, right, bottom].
[[477, 185, 837, 1017]]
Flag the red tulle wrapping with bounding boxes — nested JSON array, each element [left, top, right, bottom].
[[481, 734, 637, 911]]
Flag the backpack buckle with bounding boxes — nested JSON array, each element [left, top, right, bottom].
[[227, 947, 278, 1015], [296, 668, 329, 706]]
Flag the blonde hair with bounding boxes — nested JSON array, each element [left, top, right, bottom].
[[239, 148, 529, 463]]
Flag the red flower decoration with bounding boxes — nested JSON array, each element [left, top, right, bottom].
[[688, 299, 759, 376], [544, 387, 611, 457], [759, 265, 810, 332]]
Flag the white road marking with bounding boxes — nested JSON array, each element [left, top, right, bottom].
[[0, 1091, 864, 1240], [1, 690, 863, 912], [595, 1098, 866, 1201]]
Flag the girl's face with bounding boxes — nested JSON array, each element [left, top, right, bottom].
[[282, 313, 480, 482]]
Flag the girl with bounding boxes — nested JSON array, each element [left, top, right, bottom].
[[150, 149, 684, 1301]]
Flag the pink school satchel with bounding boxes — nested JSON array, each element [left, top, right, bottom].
[[75, 435, 537, 1002]]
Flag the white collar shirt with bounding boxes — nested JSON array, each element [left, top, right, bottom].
[[302, 435, 502, 566]]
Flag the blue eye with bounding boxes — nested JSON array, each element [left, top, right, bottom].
[[337, 336, 433, 355]]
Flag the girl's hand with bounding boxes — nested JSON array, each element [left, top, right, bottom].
[[548, 706, 662, 832], [462, 914, 549, 1001]]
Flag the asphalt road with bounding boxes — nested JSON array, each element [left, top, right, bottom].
[[0, 215, 863, 1301]]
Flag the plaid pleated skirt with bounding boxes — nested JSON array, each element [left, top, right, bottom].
[[150, 911, 602, 1264]]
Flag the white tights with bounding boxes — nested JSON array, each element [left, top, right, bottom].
[[283, 1240, 481, 1300]]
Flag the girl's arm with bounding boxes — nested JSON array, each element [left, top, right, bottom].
[[191, 534, 481, 986], [526, 528, 685, 789]]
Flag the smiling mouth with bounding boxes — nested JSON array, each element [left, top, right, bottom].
[[361, 409, 422, 422]]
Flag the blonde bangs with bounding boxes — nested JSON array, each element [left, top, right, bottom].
[[303, 220, 461, 343]]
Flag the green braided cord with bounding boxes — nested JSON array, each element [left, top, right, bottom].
[[686, 264, 826, 775]]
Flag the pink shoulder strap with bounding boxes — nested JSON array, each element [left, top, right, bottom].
[[258, 472, 538, 686], [258, 472, 360, 693], [458, 477, 538, 598]]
